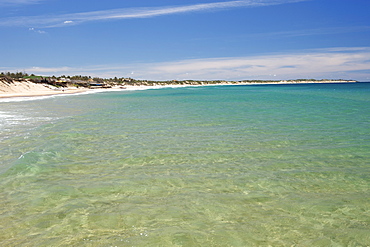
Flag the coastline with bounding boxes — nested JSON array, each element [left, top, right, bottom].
[[0, 88, 89, 99], [0, 79, 359, 99], [1, 80, 368, 246]]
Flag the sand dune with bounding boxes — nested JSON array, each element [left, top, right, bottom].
[[0, 80, 87, 98]]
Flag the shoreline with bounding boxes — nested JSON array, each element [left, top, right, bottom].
[[0, 80, 360, 99], [0, 88, 89, 99]]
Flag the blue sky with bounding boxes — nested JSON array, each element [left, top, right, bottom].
[[1, 0, 370, 81]]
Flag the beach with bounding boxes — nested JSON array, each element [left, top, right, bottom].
[[1, 82, 369, 246], [0, 78, 358, 99], [0, 80, 89, 98]]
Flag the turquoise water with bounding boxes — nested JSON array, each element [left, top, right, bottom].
[[0, 83, 369, 246]]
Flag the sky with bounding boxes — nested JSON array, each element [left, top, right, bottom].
[[1, 0, 370, 81]]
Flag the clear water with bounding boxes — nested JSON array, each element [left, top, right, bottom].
[[0, 83, 369, 246]]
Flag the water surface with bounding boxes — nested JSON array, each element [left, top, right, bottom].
[[0, 83, 369, 246]]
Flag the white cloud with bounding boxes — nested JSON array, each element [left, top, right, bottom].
[[248, 26, 370, 39], [142, 47, 370, 80], [12, 47, 370, 81], [0, 0, 307, 28], [29, 27, 46, 34], [0, 0, 43, 6]]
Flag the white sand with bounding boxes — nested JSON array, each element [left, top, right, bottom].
[[0, 80, 88, 98], [1, 79, 356, 99]]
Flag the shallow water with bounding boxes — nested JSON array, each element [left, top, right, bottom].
[[0, 83, 369, 246]]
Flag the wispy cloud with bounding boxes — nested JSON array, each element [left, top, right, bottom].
[[248, 26, 370, 39], [0, 0, 307, 28], [0, 0, 43, 6], [29, 27, 46, 34], [10, 47, 370, 81], [137, 47, 370, 80]]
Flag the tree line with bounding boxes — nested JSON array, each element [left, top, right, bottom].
[[1, 71, 355, 86]]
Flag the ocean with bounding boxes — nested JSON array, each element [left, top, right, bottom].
[[0, 83, 369, 246]]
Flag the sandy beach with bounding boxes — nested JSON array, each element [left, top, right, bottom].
[[1, 82, 368, 246], [0, 79, 189, 99], [0, 80, 89, 98], [0, 80, 209, 99], [0, 79, 358, 99]]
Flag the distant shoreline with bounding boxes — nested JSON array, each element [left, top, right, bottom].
[[0, 78, 360, 99]]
